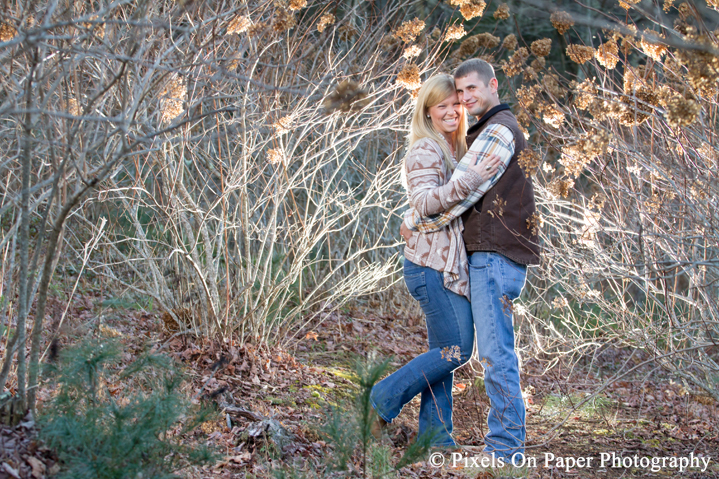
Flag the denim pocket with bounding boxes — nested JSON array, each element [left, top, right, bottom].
[[499, 257, 527, 301], [404, 271, 429, 306]]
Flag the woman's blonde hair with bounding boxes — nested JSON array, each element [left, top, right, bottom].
[[407, 74, 468, 172]]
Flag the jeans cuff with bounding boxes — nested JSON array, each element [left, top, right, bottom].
[[370, 395, 392, 424]]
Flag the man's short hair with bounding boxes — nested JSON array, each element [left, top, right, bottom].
[[454, 58, 495, 85]]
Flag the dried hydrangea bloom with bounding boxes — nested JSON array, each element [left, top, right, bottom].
[[0, 23, 17, 41], [596, 39, 619, 69], [444, 24, 466, 42], [474, 32, 500, 48], [460, 0, 487, 20], [640, 36, 667, 61], [543, 74, 564, 97], [530, 38, 552, 57], [543, 104, 565, 128], [494, 3, 510, 20], [161, 76, 186, 124], [227, 15, 252, 35], [663, 0, 675, 11], [677, 2, 692, 19], [338, 24, 358, 41], [708, 0, 719, 10], [288, 0, 306, 10], [531, 57, 546, 71], [502, 47, 528, 77], [502, 34, 517, 51], [573, 79, 598, 110], [526, 212, 543, 236], [403, 45, 422, 59], [81, 15, 106, 39], [379, 34, 400, 52], [323, 80, 369, 113], [662, 91, 701, 128], [523, 67, 538, 82], [272, 9, 296, 32], [393, 18, 425, 43], [317, 14, 334, 33], [676, 36, 719, 97], [550, 11, 574, 35], [566, 44, 595, 64], [267, 148, 285, 165], [618, 0, 640, 9], [396, 63, 422, 90], [547, 177, 574, 198], [518, 148, 541, 176], [273, 116, 293, 134]]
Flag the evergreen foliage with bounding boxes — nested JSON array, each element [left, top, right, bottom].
[[38, 339, 215, 479], [276, 356, 436, 478]]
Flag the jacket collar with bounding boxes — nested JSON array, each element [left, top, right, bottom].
[[467, 103, 511, 135]]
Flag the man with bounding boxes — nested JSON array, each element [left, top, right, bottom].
[[401, 58, 540, 462]]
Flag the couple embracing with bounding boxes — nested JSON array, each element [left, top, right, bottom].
[[371, 58, 540, 463]]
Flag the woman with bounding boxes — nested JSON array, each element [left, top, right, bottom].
[[370, 74, 501, 447]]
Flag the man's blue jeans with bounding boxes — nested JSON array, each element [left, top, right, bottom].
[[469, 251, 527, 460], [370, 259, 474, 447]]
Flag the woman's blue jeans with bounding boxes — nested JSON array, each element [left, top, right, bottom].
[[370, 258, 474, 447]]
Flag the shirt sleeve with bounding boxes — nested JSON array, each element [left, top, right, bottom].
[[405, 139, 485, 218], [406, 124, 515, 233]]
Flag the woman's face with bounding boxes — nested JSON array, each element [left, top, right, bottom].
[[427, 92, 462, 137]]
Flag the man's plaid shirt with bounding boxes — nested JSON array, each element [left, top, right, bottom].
[[405, 123, 515, 233]]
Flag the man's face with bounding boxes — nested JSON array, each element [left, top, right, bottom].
[[455, 71, 497, 118]]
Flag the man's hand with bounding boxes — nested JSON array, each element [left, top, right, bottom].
[[400, 221, 413, 242]]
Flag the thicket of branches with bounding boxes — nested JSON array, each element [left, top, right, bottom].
[[0, 0, 717, 413]]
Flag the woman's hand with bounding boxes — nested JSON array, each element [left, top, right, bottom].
[[467, 154, 502, 183]]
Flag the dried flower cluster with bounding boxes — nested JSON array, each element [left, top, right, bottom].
[[618, 0, 640, 9], [566, 44, 595, 64], [661, 91, 701, 128], [550, 11, 574, 35], [317, 14, 334, 33], [0, 23, 17, 42], [573, 79, 598, 110], [640, 36, 667, 61], [396, 63, 422, 91], [543, 104, 565, 128], [560, 131, 610, 178], [161, 76, 186, 124], [596, 39, 619, 69], [547, 177, 574, 198], [453, 0, 487, 20], [503, 47, 528, 77], [402, 45, 422, 59], [288, 0, 306, 11], [494, 3, 510, 20], [526, 212, 543, 236], [518, 148, 541, 176], [543, 74, 565, 97], [457, 32, 500, 58], [531, 57, 546, 71], [393, 18, 425, 43], [81, 16, 106, 39], [675, 35, 719, 97], [267, 148, 285, 165], [338, 24, 358, 41], [227, 15, 252, 35], [444, 24, 466, 42], [272, 9, 296, 32], [502, 34, 517, 51], [273, 116, 293, 134], [323, 80, 369, 113], [530, 38, 552, 57]]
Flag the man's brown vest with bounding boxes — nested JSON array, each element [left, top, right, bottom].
[[462, 104, 541, 265]]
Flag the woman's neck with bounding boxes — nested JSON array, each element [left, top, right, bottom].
[[442, 133, 455, 155]]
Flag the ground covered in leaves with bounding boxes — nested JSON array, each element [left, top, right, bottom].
[[3, 284, 719, 478]]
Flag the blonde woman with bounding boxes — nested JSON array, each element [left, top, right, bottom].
[[370, 74, 501, 447]]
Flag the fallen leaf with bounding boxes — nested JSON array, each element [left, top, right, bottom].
[[2, 463, 21, 479], [305, 331, 319, 341], [26, 456, 45, 479]]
